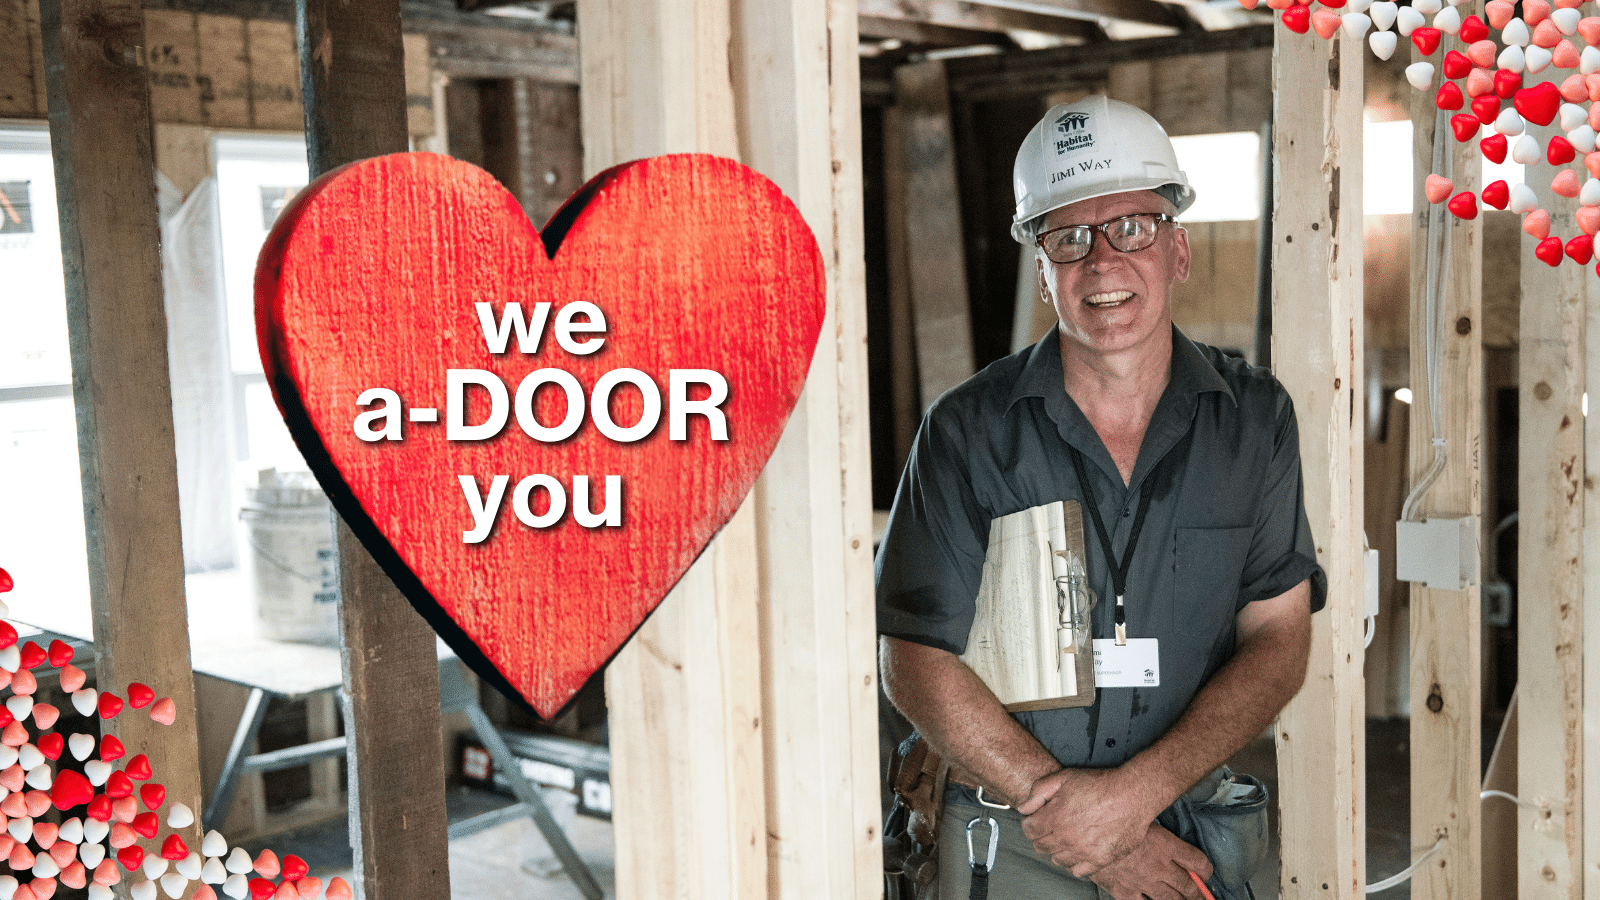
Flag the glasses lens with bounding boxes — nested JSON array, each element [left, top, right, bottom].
[[1042, 226, 1093, 262], [1105, 215, 1159, 252]]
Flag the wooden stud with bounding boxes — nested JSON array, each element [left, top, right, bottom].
[[1271, 25, 1366, 900], [1408, 11, 1484, 899], [882, 105, 921, 476], [0, 0, 45, 117], [295, 0, 452, 894], [38, 0, 207, 858], [1517, 67, 1586, 900]]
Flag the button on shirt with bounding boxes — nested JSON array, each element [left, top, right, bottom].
[[875, 327, 1326, 770]]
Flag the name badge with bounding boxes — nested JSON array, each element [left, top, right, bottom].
[[1093, 638, 1160, 688]]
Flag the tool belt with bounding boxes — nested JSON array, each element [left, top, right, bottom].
[[884, 733, 990, 896]]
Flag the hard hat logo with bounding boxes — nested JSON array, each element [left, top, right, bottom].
[[1011, 96, 1195, 246]]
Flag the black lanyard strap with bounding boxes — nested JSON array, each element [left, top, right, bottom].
[[1070, 446, 1154, 645]]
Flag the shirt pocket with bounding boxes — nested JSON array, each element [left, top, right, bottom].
[[1173, 526, 1252, 632]]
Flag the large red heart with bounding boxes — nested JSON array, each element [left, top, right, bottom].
[[255, 153, 825, 717]]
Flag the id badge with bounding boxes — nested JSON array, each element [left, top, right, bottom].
[[1092, 638, 1160, 688]]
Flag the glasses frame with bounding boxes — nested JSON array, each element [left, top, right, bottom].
[[1035, 213, 1177, 264]]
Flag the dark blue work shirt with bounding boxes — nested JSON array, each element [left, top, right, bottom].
[[875, 326, 1326, 769]]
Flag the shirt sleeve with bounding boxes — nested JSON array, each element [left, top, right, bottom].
[[874, 408, 993, 654], [1238, 389, 1328, 613]]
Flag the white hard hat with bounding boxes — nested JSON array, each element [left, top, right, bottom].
[[1011, 96, 1195, 245]]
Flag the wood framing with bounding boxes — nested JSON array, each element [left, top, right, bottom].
[[296, 0, 452, 893], [38, 0, 208, 856], [1407, 19, 1484, 900], [1270, 24, 1365, 900], [580, 0, 879, 896]]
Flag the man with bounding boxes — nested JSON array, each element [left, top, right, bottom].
[[875, 95, 1326, 900]]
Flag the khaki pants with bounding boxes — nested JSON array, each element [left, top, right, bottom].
[[936, 800, 1108, 900]]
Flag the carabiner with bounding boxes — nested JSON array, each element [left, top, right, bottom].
[[966, 815, 999, 872], [975, 786, 1011, 810]]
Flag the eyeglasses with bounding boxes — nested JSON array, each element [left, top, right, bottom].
[[1036, 213, 1176, 264]]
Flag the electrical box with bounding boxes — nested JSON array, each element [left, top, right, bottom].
[[1365, 547, 1380, 619], [1395, 516, 1479, 591]]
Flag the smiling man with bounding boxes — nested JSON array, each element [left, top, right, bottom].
[[876, 96, 1327, 900]]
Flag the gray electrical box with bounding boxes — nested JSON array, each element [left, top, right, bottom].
[[1395, 516, 1479, 591]]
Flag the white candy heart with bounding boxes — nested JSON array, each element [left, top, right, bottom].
[[1347, 0, 1374, 13], [1512, 134, 1543, 164], [1527, 44, 1554, 73], [1397, 5, 1425, 34], [0, 746, 18, 769], [1582, 177, 1600, 206], [17, 744, 42, 771], [1499, 44, 1527, 73], [90, 883, 116, 900], [223, 873, 250, 900], [1554, 7, 1581, 34], [1370, 30, 1399, 59], [1370, 0, 1398, 31], [1583, 45, 1600, 75], [1561, 103, 1589, 131], [1406, 62, 1436, 91], [1413, 0, 1441, 13], [83, 816, 110, 844], [71, 688, 98, 718], [1503, 17, 1531, 46], [201, 857, 228, 884], [79, 841, 106, 868], [225, 847, 254, 875], [1343, 12, 1373, 37], [0, 647, 19, 674], [160, 873, 189, 900], [23, 764, 50, 790], [84, 759, 112, 786], [167, 802, 194, 829], [6, 818, 29, 843], [176, 851, 203, 881], [131, 880, 158, 900], [31, 855, 57, 879], [1570, 124, 1597, 153], [0, 876, 18, 900], [68, 733, 95, 762], [143, 855, 169, 879], [1433, 6, 1461, 33], [5, 695, 32, 721], [58, 818, 83, 844], [202, 830, 228, 858], [1510, 183, 1540, 214], [0, 601, 10, 621]]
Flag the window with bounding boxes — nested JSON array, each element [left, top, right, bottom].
[[1171, 131, 1262, 222]]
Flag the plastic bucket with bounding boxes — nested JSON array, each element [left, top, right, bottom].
[[240, 474, 340, 644]]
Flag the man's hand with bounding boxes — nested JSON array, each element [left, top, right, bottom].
[[1016, 767, 1165, 876], [1088, 824, 1213, 900]]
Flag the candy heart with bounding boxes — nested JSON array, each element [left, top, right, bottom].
[[1451, 113, 1481, 141], [257, 156, 831, 714], [1561, 102, 1589, 131], [34, 734, 59, 763], [8, 817, 30, 843], [159, 873, 187, 900], [10, 669, 35, 697], [9, 841, 32, 869], [92, 859, 119, 886], [1570, 124, 1597, 153], [247, 878, 275, 900], [1, 764, 25, 793], [69, 690, 96, 718], [252, 850, 279, 880], [125, 684, 154, 711], [32, 856, 57, 879], [1413, 0, 1440, 14], [31, 823, 55, 851], [1282, 5, 1310, 32], [44, 641, 71, 668], [108, 823, 137, 849], [67, 734, 94, 762], [1567, 234, 1595, 263], [129, 878, 154, 900], [116, 846, 143, 872], [123, 756, 151, 781], [1526, 44, 1554, 73], [98, 736, 124, 763], [1497, 69, 1525, 100], [59, 863, 85, 891], [138, 784, 164, 811], [1370, 0, 1398, 30], [1460, 13, 1488, 41], [1406, 62, 1436, 90], [18, 744, 44, 771], [176, 853, 202, 881], [1554, 40, 1581, 69], [1312, 9, 1342, 37], [1370, 30, 1398, 59], [80, 843, 106, 869], [224, 849, 254, 875], [1582, 176, 1600, 205], [111, 795, 137, 822], [1504, 17, 1532, 46], [201, 831, 227, 859], [131, 812, 158, 840], [16, 643, 43, 670], [280, 856, 308, 882], [25, 790, 50, 817], [1447, 191, 1479, 219], [1433, 6, 1460, 33], [85, 795, 111, 822], [1550, 134, 1578, 164], [7, 696, 33, 723], [1347, 0, 1372, 12], [1536, 234, 1564, 264], [57, 819, 81, 845], [57, 666, 84, 694], [1443, 50, 1472, 79], [2, 722, 27, 748], [1342, 12, 1372, 36], [29, 879, 53, 900], [325, 877, 353, 900], [1526, 208, 1553, 239], [166, 803, 194, 829], [1584, 45, 1600, 74], [96, 694, 121, 721], [202, 858, 227, 884], [1591, 102, 1600, 130], [1580, 16, 1600, 46], [83, 817, 108, 843], [1436, 81, 1464, 110], [1397, 5, 1424, 33], [0, 647, 18, 674], [1516, 82, 1561, 125], [83, 760, 111, 786], [1514, 133, 1545, 164], [294, 877, 322, 900], [1497, 107, 1527, 135], [48, 770, 91, 811], [223, 875, 249, 900], [1554, 168, 1582, 196], [1412, 26, 1442, 54], [1499, 44, 1527, 73], [104, 772, 132, 800], [159, 836, 187, 862], [1533, 19, 1562, 47], [1468, 68, 1497, 100], [48, 842, 74, 871], [1425, 174, 1455, 203], [148, 699, 175, 727], [1580, 207, 1600, 234], [1509, 182, 1535, 215]]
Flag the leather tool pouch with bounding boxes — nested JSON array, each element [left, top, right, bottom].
[[883, 733, 947, 898], [1160, 768, 1270, 900]]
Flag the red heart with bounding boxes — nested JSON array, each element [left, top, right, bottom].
[[255, 153, 824, 717], [1496, 69, 1524, 99], [282, 855, 309, 881], [1536, 235, 1565, 266], [115, 845, 143, 872], [138, 783, 165, 810], [35, 732, 61, 761], [131, 811, 158, 839], [0, 623, 16, 652], [1468, 92, 1498, 127], [1412, 27, 1443, 56], [1460, 14, 1489, 42], [48, 770, 91, 811], [98, 735, 125, 762], [1567, 234, 1595, 264], [1481, 133, 1509, 163], [17, 642, 45, 670], [123, 754, 151, 780], [249, 878, 278, 900], [1548, 134, 1577, 165], [96, 693, 122, 721], [85, 795, 112, 822], [1436, 82, 1465, 111], [126, 683, 154, 710], [1443, 51, 1473, 79], [160, 834, 188, 861], [1451, 114, 1481, 142], [1515, 82, 1562, 126], [104, 771, 132, 799], [1447, 191, 1479, 219], [45, 641, 72, 668], [1281, 5, 1310, 32], [0, 568, 11, 594]]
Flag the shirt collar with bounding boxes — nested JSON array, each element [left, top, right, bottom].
[[1006, 324, 1236, 414]]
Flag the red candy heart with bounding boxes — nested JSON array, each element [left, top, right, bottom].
[[126, 683, 154, 710], [1448, 191, 1479, 219], [1461, 14, 1489, 42], [1536, 235, 1566, 266], [131, 811, 158, 839], [96, 693, 122, 720], [1482, 133, 1509, 163], [160, 834, 188, 861], [1412, 27, 1443, 55], [138, 783, 165, 810], [1568, 234, 1595, 264], [49, 770, 92, 811], [249, 878, 278, 900], [0, 622, 17, 652], [1452, 113, 1484, 142], [255, 153, 826, 716], [115, 845, 143, 872], [1515, 82, 1562, 126], [45, 641, 72, 668], [1496, 69, 1524, 99], [99, 735, 125, 762], [124, 754, 151, 780], [85, 795, 112, 822], [1549, 135, 1577, 165], [281, 855, 309, 881], [17, 642, 45, 670], [104, 772, 132, 799], [35, 733, 61, 761], [1443, 50, 1473, 79], [0, 568, 11, 594], [1281, 4, 1310, 31], [1436, 82, 1465, 111]]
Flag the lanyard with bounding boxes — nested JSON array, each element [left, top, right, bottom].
[[1069, 446, 1153, 645]]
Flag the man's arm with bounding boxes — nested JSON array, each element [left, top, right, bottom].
[[1018, 579, 1312, 876]]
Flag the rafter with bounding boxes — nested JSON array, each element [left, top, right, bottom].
[[857, 0, 1096, 41], [966, 0, 1189, 31]]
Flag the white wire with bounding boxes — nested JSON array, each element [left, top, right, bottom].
[[1401, 106, 1451, 523], [1481, 790, 1547, 812], [1367, 836, 1447, 894]]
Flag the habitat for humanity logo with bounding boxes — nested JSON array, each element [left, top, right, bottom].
[[1054, 112, 1093, 154]]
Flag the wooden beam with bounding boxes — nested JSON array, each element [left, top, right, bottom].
[[857, 0, 1094, 41], [1407, 12, 1483, 900], [893, 58, 976, 409], [1271, 24, 1365, 900], [881, 105, 921, 498], [858, 15, 1010, 48], [295, 0, 452, 894], [1518, 64, 1587, 900], [966, 0, 1185, 30], [39, 0, 207, 865], [0, 0, 45, 117]]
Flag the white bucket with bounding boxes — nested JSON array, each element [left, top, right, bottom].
[[240, 470, 340, 644]]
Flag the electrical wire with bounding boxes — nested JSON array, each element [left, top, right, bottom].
[[1480, 790, 1548, 812], [1367, 836, 1447, 894], [1401, 105, 1451, 523]]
